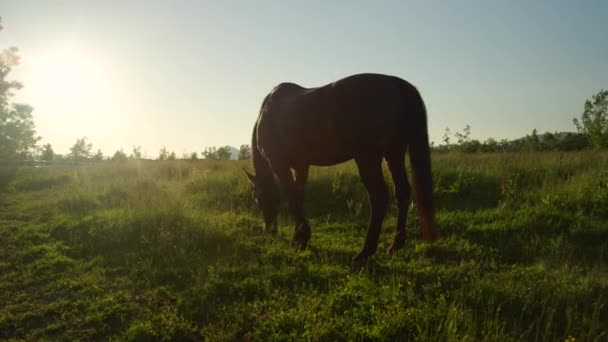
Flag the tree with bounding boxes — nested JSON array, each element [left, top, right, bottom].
[[442, 128, 451, 146], [0, 103, 40, 158], [558, 133, 589, 151], [454, 125, 471, 145], [238, 144, 251, 160], [202, 146, 217, 160], [542, 131, 557, 151], [573, 90, 608, 149], [0, 49, 21, 108], [93, 149, 104, 161], [167, 151, 176, 160], [182, 152, 198, 160], [40, 143, 55, 161], [112, 149, 128, 162], [481, 138, 498, 152], [216, 146, 232, 160], [202, 146, 232, 160], [68, 137, 92, 161], [131, 145, 142, 159], [158, 147, 169, 160], [0, 43, 40, 159], [525, 128, 541, 151]]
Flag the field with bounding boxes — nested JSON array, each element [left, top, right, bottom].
[[1, 152, 607, 341]]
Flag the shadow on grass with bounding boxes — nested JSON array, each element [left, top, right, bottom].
[[463, 219, 608, 266], [435, 171, 502, 211]]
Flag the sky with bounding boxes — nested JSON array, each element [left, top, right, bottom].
[[1, 0, 607, 157]]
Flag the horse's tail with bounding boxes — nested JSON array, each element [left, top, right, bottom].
[[408, 92, 439, 243]]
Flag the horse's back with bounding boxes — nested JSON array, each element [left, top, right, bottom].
[[256, 74, 424, 166]]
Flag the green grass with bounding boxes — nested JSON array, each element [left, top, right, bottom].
[[0, 152, 607, 341]]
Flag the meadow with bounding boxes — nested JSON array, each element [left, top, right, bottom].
[[0, 152, 607, 341]]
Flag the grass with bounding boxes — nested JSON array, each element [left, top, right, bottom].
[[0, 151, 607, 340]]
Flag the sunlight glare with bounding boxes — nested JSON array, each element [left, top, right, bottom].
[[26, 45, 124, 144], [36, 47, 105, 103]]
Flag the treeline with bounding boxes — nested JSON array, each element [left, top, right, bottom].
[[33, 138, 252, 163], [433, 126, 589, 153], [435, 90, 607, 153]]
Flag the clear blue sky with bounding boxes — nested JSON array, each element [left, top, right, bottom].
[[1, 0, 607, 156]]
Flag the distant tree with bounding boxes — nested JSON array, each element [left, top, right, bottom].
[[131, 145, 142, 159], [216, 146, 232, 160], [167, 151, 176, 160], [526, 129, 541, 151], [202, 146, 217, 160], [112, 149, 128, 162], [573, 89, 608, 149], [442, 127, 451, 146], [238, 144, 251, 160], [189, 152, 198, 160], [461, 139, 482, 153], [454, 125, 471, 145], [558, 133, 589, 151], [201, 146, 233, 160], [40, 143, 55, 161], [447, 125, 480, 152], [542, 131, 557, 151], [93, 149, 104, 161], [481, 138, 498, 152], [0, 47, 21, 108], [498, 139, 510, 151], [68, 137, 92, 161], [158, 147, 169, 160], [0, 45, 40, 159]]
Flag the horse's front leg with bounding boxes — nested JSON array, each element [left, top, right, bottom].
[[275, 164, 310, 250], [354, 156, 389, 262]]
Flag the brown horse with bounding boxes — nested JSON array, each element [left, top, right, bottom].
[[244, 73, 439, 261]]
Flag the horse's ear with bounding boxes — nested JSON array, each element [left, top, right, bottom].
[[243, 168, 256, 185]]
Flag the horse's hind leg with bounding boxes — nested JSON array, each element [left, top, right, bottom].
[[386, 149, 412, 255], [354, 155, 388, 262]]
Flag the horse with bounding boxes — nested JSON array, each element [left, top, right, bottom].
[[243, 73, 439, 261]]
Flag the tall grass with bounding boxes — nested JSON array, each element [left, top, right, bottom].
[[0, 152, 607, 340]]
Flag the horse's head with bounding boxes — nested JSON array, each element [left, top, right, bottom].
[[244, 169, 280, 233]]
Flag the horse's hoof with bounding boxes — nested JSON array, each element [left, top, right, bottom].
[[353, 249, 375, 263], [292, 224, 311, 251], [387, 233, 406, 255], [292, 233, 309, 251], [292, 238, 308, 251], [353, 253, 368, 263], [387, 245, 398, 256]]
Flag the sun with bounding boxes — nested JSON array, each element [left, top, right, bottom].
[[48, 58, 86, 96], [23, 45, 124, 140], [34, 46, 105, 102]]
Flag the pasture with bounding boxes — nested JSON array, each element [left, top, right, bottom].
[[1, 152, 607, 340]]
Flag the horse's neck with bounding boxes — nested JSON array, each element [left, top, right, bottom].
[[252, 138, 274, 183], [252, 146, 272, 179]]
